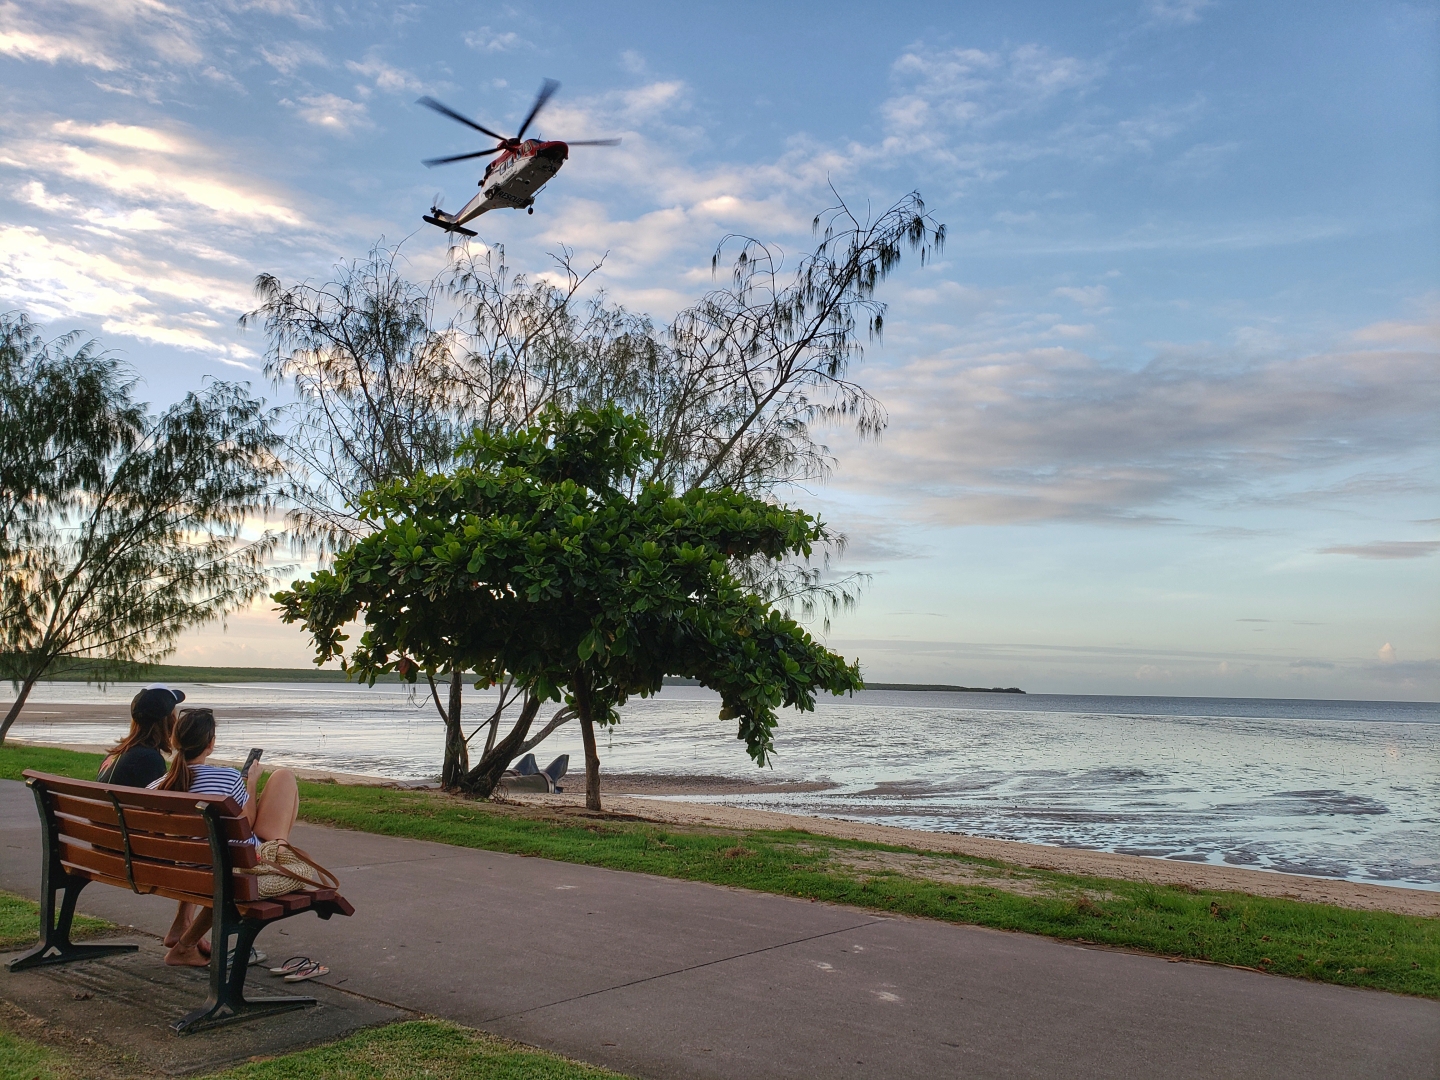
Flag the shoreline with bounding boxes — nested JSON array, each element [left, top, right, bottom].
[[10, 737, 1435, 917], [502, 789, 1440, 918]]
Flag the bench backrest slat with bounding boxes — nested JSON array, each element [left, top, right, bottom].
[[24, 770, 262, 906], [55, 814, 258, 869], [56, 836, 254, 900]]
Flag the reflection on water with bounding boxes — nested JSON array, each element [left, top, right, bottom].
[[11, 682, 1439, 890]]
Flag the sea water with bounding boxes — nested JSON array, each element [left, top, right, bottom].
[[10, 682, 1438, 890]]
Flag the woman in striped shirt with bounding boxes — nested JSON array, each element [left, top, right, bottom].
[[148, 707, 300, 966]]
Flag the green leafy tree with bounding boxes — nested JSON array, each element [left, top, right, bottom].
[[245, 244, 655, 788], [0, 314, 286, 742], [275, 406, 863, 808]]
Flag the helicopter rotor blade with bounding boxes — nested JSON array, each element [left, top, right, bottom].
[[562, 138, 621, 147], [416, 96, 508, 142], [422, 147, 504, 167], [515, 78, 560, 141]]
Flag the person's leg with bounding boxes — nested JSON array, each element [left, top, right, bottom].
[[164, 906, 212, 967], [164, 901, 192, 947], [252, 768, 298, 842]]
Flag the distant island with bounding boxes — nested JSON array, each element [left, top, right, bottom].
[[862, 683, 1025, 694], [33, 663, 1023, 694]]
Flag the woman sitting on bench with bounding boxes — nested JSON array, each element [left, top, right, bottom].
[[147, 708, 300, 967], [96, 686, 184, 787]]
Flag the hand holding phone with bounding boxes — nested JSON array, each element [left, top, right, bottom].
[[241, 747, 263, 776]]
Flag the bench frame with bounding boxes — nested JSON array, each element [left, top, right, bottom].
[[7, 770, 354, 1034]]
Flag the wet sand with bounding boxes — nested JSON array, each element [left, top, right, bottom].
[[10, 735, 1435, 918]]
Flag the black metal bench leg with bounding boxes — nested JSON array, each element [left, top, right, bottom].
[[172, 917, 315, 1034], [6, 874, 137, 972]]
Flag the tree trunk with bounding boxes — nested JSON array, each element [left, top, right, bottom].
[[574, 670, 601, 811], [458, 693, 541, 798], [0, 677, 37, 745], [440, 670, 468, 790]]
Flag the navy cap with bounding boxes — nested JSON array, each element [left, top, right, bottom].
[[131, 685, 185, 723]]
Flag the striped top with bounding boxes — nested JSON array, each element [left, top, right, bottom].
[[147, 763, 248, 807]]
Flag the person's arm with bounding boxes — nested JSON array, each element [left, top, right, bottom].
[[243, 762, 261, 826]]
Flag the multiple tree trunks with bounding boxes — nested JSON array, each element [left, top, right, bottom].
[[7, 770, 354, 1033]]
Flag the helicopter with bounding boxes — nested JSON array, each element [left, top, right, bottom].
[[417, 79, 619, 236]]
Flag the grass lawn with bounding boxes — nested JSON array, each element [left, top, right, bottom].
[[0, 1019, 629, 1080], [0, 890, 112, 951], [4, 742, 1436, 1000]]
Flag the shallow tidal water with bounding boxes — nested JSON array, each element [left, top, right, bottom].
[[11, 682, 1439, 891]]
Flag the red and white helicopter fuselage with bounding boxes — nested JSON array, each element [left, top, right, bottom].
[[424, 139, 569, 236], [418, 81, 617, 237]]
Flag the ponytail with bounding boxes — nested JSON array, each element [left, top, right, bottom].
[[158, 708, 216, 792]]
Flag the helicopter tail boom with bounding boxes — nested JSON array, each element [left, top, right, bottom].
[[423, 213, 478, 237]]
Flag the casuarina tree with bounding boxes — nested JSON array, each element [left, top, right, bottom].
[[0, 313, 286, 743], [274, 406, 864, 808]]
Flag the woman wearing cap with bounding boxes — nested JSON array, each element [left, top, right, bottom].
[[148, 707, 300, 967], [96, 686, 185, 787]]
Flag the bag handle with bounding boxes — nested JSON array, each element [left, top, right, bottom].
[[240, 839, 340, 891]]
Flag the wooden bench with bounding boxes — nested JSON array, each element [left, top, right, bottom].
[[6, 769, 355, 1033]]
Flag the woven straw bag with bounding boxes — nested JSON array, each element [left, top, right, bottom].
[[241, 839, 339, 898]]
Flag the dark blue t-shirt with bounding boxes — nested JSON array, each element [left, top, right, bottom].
[[98, 747, 166, 788]]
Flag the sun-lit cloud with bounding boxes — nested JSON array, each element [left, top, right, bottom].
[[288, 92, 371, 134]]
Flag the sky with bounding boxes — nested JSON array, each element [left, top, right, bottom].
[[1, 0, 1436, 699]]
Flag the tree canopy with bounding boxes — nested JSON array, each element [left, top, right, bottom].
[[275, 406, 864, 805], [0, 313, 286, 743]]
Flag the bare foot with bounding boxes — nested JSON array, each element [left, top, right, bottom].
[[197, 936, 211, 957], [164, 943, 209, 967]]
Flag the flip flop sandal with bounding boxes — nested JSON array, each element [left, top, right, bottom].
[[269, 955, 311, 976], [284, 960, 330, 983], [227, 946, 267, 966]]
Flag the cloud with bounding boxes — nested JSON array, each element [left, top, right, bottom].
[[1146, 0, 1214, 25], [0, 0, 204, 87], [1378, 642, 1396, 664], [464, 26, 523, 53], [1318, 541, 1440, 560], [289, 93, 371, 134], [0, 24, 120, 69], [1052, 285, 1111, 311], [830, 312, 1440, 525], [4, 128, 304, 227], [259, 40, 329, 76], [345, 55, 420, 94]]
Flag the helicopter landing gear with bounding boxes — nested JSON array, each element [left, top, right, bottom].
[[527, 206, 534, 214]]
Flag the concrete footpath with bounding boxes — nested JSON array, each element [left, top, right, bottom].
[[2, 780, 1436, 1079]]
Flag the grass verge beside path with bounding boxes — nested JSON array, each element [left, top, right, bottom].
[[0, 1019, 630, 1080], [0, 890, 112, 951], [4, 743, 1436, 999]]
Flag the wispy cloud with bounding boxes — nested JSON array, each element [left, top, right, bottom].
[[1146, 0, 1215, 26], [830, 312, 1440, 525], [1318, 541, 1440, 560], [345, 54, 420, 95], [464, 26, 524, 53]]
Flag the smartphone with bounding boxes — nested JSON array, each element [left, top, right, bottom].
[[241, 747, 264, 774]]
